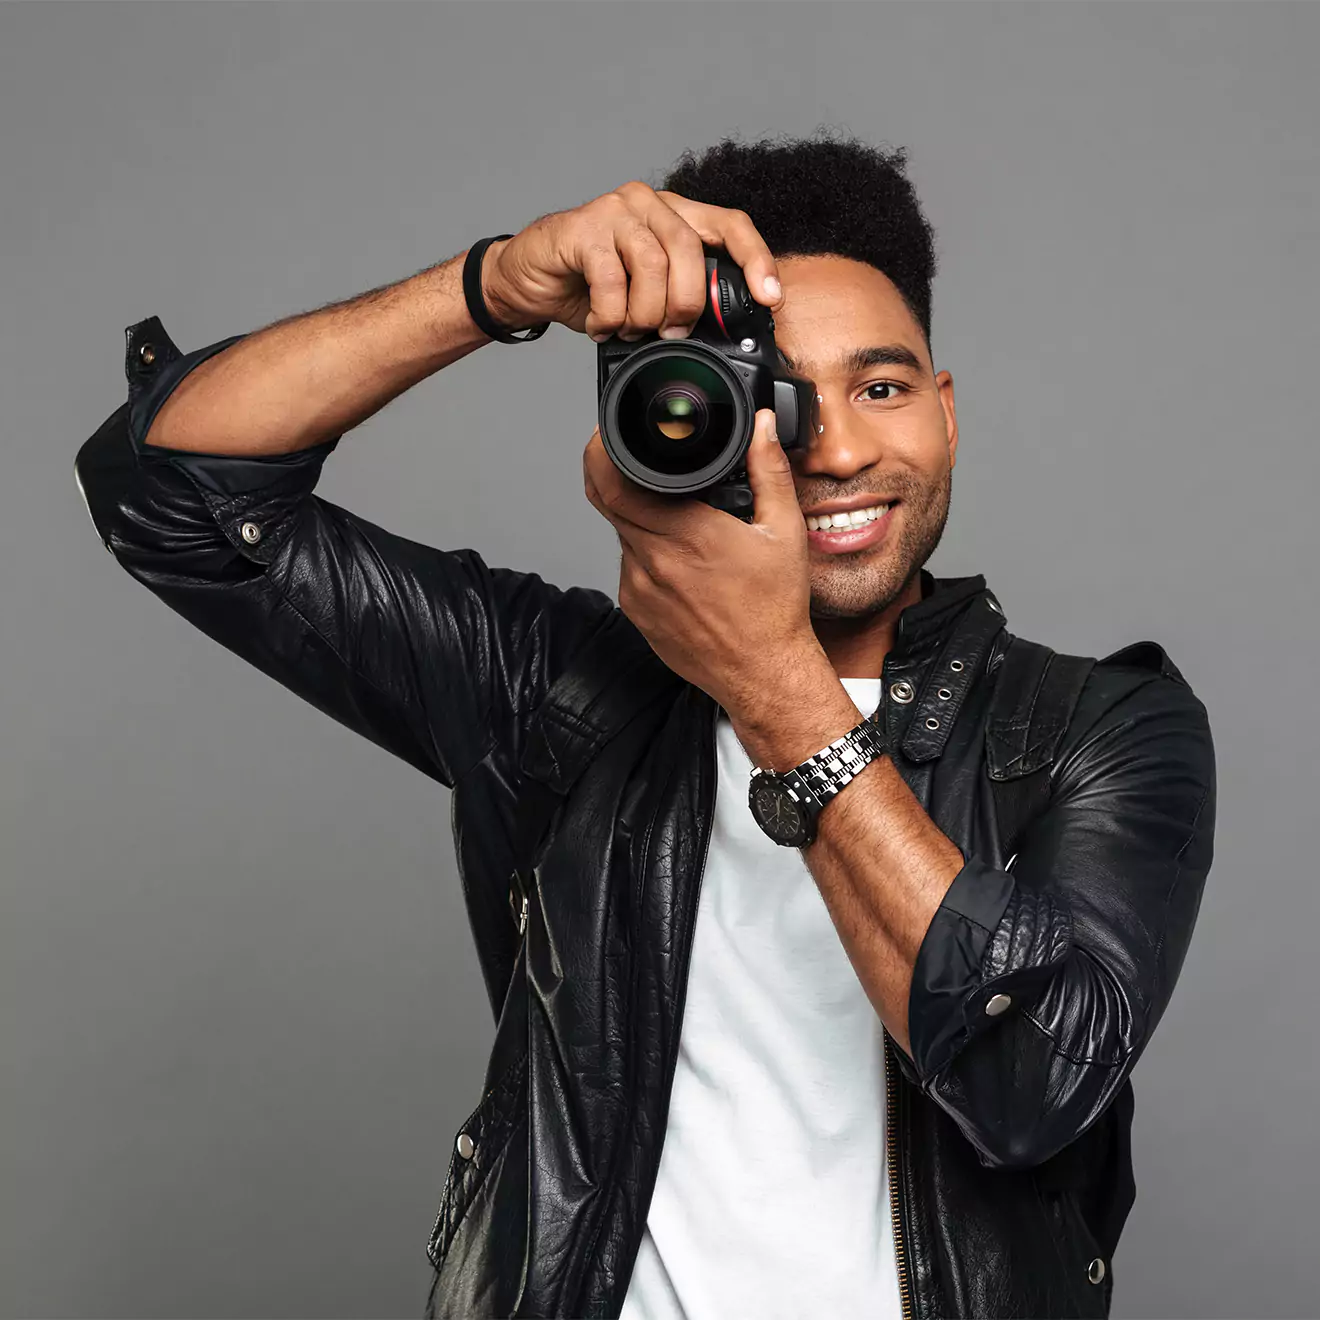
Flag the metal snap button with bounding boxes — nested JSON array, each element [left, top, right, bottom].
[[937, 688, 952, 700], [456, 1133, 475, 1160], [138, 343, 156, 365], [986, 596, 1002, 614], [889, 680, 915, 704], [240, 521, 262, 544], [1087, 1257, 1105, 1284], [924, 716, 940, 730], [949, 659, 964, 672], [985, 992, 1012, 1017]]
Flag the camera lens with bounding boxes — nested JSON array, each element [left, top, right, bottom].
[[647, 388, 704, 442], [617, 357, 737, 476]]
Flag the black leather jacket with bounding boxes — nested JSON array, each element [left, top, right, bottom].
[[75, 317, 1217, 1320]]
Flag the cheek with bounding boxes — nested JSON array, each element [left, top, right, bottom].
[[903, 405, 953, 466]]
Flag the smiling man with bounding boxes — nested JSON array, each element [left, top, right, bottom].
[[74, 132, 1216, 1319]]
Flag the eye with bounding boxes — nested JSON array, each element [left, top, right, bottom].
[[861, 380, 910, 402]]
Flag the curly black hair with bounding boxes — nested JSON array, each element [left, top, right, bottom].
[[655, 127, 938, 346]]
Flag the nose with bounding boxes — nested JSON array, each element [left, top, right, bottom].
[[791, 392, 881, 481]]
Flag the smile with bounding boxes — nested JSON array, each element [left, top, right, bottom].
[[805, 502, 898, 554]]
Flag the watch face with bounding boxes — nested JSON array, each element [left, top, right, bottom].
[[750, 778, 808, 846]]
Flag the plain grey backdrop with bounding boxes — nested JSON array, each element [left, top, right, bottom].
[[3, 2, 1316, 1316]]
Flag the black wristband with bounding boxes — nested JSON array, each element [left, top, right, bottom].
[[462, 235, 550, 344]]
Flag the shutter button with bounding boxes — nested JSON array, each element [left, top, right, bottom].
[[1087, 1257, 1106, 1284], [240, 521, 262, 544], [985, 993, 1012, 1016], [456, 1133, 475, 1160]]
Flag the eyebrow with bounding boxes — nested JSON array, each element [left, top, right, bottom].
[[776, 343, 925, 377]]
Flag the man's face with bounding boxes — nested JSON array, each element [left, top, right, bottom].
[[772, 255, 958, 621]]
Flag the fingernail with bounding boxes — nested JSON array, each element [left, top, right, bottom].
[[590, 331, 611, 343], [763, 275, 781, 301], [659, 326, 690, 339]]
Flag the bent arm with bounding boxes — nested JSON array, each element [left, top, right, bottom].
[[139, 248, 492, 457], [905, 674, 1217, 1168], [74, 307, 615, 790]]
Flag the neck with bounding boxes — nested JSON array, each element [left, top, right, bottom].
[[811, 571, 926, 679]]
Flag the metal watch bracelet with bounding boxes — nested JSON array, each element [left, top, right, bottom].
[[782, 712, 890, 814]]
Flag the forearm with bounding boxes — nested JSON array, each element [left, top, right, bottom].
[[728, 652, 965, 1057], [144, 247, 496, 456], [731, 654, 1216, 1168]]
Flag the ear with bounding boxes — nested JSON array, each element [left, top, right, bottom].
[[936, 369, 959, 470]]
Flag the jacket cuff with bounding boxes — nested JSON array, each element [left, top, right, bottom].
[[113, 315, 342, 568], [907, 857, 1072, 1082]]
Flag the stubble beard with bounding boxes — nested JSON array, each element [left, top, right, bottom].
[[807, 468, 953, 621]]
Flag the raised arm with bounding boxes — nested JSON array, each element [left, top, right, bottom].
[[74, 184, 787, 784]]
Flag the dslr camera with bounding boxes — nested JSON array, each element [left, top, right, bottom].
[[596, 250, 819, 522]]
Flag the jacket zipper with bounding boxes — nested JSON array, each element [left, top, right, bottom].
[[884, 1028, 915, 1320]]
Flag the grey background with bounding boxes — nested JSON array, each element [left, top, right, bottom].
[[2, 2, 1315, 1315]]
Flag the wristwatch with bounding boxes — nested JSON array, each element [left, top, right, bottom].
[[747, 711, 891, 848]]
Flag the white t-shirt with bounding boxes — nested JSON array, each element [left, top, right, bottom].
[[619, 677, 903, 1320]]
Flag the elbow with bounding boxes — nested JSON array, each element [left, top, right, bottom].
[[962, 1119, 1077, 1172]]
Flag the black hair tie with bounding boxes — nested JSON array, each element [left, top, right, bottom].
[[462, 235, 550, 344]]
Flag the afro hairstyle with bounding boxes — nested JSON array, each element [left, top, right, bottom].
[[655, 127, 938, 347]]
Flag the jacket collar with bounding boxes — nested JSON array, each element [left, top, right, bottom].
[[883, 569, 1009, 763], [891, 567, 995, 663]]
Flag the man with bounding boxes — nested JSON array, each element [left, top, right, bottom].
[[74, 132, 1216, 1319]]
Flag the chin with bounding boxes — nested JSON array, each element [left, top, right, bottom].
[[808, 571, 907, 621]]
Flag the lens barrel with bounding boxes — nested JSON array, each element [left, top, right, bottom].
[[599, 340, 752, 494]]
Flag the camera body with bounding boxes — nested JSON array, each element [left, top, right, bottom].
[[596, 252, 818, 522]]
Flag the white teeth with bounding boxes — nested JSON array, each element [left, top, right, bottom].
[[805, 503, 891, 532]]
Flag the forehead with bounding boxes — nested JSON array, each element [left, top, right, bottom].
[[772, 255, 928, 375]]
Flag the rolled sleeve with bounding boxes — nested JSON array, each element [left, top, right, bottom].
[[74, 315, 617, 792], [905, 671, 1216, 1169]]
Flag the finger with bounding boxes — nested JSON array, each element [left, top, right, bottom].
[[583, 427, 682, 533], [637, 195, 708, 337], [656, 192, 782, 308], [578, 234, 630, 341], [613, 216, 670, 341], [746, 408, 797, 528]]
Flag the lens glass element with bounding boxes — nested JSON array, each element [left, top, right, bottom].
[[617, 356, 738, 477]]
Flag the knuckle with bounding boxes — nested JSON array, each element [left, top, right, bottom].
[[592, 264, 627, 289], [636, 244, 669, 274], [671, 291, 706, 320]]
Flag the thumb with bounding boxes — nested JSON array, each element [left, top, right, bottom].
[[747, 409, 796, 527]]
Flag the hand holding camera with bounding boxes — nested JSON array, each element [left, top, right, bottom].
[[478, 180, 784, 340], [481, 182, 820, 522]]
